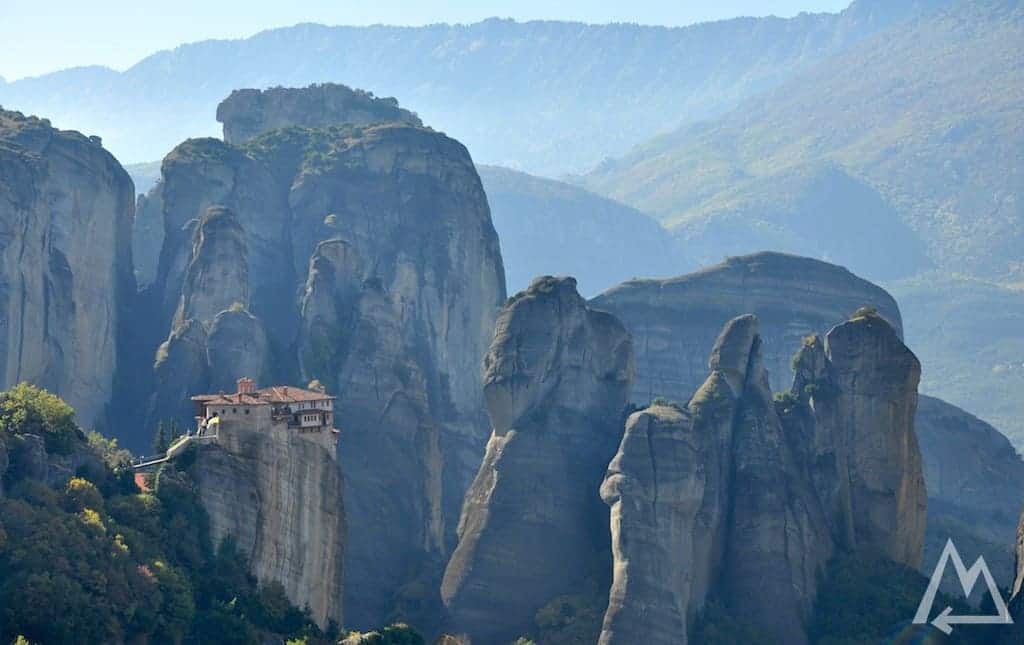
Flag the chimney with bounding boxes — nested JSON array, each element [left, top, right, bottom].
[[237, 377, 256, 394]]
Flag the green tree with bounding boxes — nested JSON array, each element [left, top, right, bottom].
[[153, 421, 168, 454], [0, 383, 80, 454]]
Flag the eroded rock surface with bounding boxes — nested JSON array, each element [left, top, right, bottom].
[[600, 312, 926, 644], [140, 96, 504, 627], [0, 109, 134, 426], [217, 83, 422, 144], [806, 311, 927, 566], [192, 417, 345, 629], [442, 276, 633, 644]]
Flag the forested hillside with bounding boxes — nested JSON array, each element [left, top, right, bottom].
[[584, 0, 1022, 282], [0, 0, 947, 173]]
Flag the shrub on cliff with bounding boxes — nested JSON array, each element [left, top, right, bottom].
[[0, 382, 81, 454]]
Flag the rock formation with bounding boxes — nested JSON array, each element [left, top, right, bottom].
[[217, 83, 422, 145], [192, 414, 345, 629], [139, 92, 505, 627], [590, 251, 902, 401], [1013, 518, 1024, 638], [917, 395, 1024, 587], [791, 310, 926, 566], [599, 312, 926, 644], [0, 109, 134, 427], [441, 276, 634, 644], [133, 182, 164, 288]]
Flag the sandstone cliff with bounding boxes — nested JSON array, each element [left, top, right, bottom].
[[142, 101, 505, 627], [0, 109, 134, 426], [590, 251, 902, 401], [593, 252, 1024, 587], [600, 312, 926, 644], [217, 83, 422, 145], [441, 276, 634, 644], [191, 416, 345, 628], [791, 311, 927, 566]]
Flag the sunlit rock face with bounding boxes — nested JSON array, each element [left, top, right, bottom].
[[600, 312, 925, 645], [217, 83, 422, 145], [0, 109, 134, 427], [192, 417, 345, 629], [442, 276, 634, 644], [141, 89, 505, 628]]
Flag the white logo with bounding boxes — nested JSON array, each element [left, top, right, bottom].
[[913, 539, 1013, 634]]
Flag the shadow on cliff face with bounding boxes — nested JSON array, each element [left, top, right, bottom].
[[111, 88, 507, 632]]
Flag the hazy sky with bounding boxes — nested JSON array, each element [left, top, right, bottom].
[[1, 0, 852, 81]]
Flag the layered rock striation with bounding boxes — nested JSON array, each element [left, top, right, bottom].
[[600, 312, 926, 644], [0, 109, 135, 426], [441, 276, 634, 644], [217, 83, 422, 145], [192, 416, 345, 629]]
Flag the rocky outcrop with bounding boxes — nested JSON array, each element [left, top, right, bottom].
[[142, 99, 505, 627], [0, 109, 134, 427], [206, 310, 271, 393], [133, 183, 164, 288], [918, 395, 1024, 587], [173, 206, 248, 327], [441, 276, 634, 644], [799, 311, 927, 565], [217, 83, 422, 145], [192, 416, 345, 628], [590, 252, 902, 402], [600, 312, 926, 644]]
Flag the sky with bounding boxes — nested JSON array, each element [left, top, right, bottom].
[[0, 0, 852, 81]]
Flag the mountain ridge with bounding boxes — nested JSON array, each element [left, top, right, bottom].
[[0, 0, 948, 172]]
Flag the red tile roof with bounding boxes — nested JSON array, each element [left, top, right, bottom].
[[257, 385, 335, 403], [191, 384, 334, 406]]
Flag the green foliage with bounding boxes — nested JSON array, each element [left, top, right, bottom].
[[0, 383, 81, 454], [63, 477, 104, 514], [691, 601, 773, 644], [86, 431, 131, 469], [650, 396, 682, 411], [533, 591, 604, 645], [851, 306, 880, 320], [773, 390, 802, 416], [0, 385, 328, 645], [340, 623, 425, 645], [808, 552, 995, 644], [153, 420, 168, 454]]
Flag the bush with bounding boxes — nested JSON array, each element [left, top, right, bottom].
[[851, 306, 880, 319], [63, 478, 104, 513], [0, 383, 81, 454]]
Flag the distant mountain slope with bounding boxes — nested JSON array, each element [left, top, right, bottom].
[[479, 165, 677, 296], [584, 0, 1022, 282], [891, 274, 1024, 449], [0, 0, 946, 172]]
